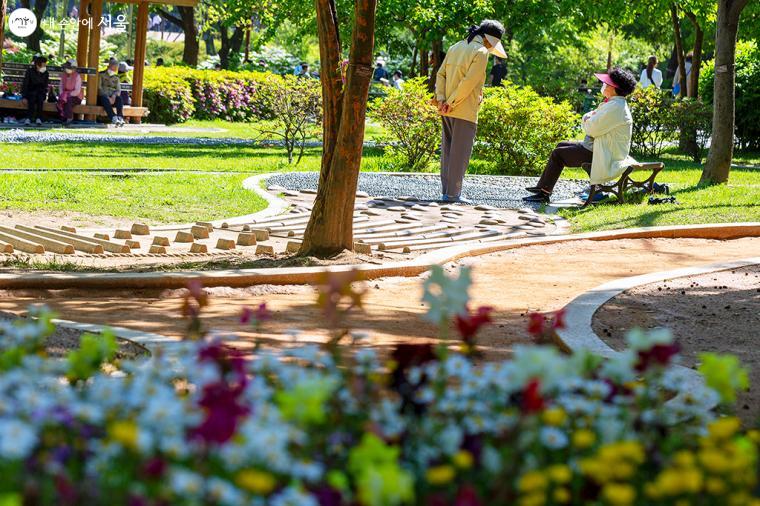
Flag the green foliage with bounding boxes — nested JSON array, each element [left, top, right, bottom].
[[258, 75, 322, 164], [670, 98, 713, 163], [66, 331, 118, 383], [698, 353, 750, 404], [700, 41, 760, 150], [143, 68, 195, 124], [628, 87, 676, 157], [369, 78, 441, 171], [476, 83, 579, 175]]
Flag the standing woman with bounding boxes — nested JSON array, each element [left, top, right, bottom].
[[639, 56, 663, 89], [21, 55, 49, 126], [58, 60, 84, 126], [435, 20, 507, 203]]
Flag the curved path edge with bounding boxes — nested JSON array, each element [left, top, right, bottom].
[[1, 222, 758, 290], [554, 256, 760, 410]]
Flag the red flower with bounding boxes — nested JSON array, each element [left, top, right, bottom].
[[552, 308, 567, 330], [455, 306, 494, 344], [527, 312, 545, 337], [521, 378, 545, 414], [240, 303, 271, 325], [635, 342, 681, 372], [455, 485, 482, 506], [141, 457, 167, 479]]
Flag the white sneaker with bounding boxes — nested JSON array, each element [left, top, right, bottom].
[[23, 118, 31, 125], [35, 118, 42, 125], [111, 117, 120, 125]]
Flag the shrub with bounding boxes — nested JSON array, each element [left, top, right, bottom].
[[143, 68, 195, 124], [258, 75, 322, 164], [0, 268, 757, 505], [700, 40, 760, 150], [369, 78, 441, 171], [628, 87, 676, 157], [669, 98, 713, 163], [476, 83, 579, 175]]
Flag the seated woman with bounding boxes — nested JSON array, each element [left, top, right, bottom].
[[523, 67, 638, 203], [57, 60, 83, 126], [21, 55, 49, 126]]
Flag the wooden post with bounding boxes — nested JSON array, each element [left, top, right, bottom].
[[131, 0, 149, 123], [76, 0, 90, 67], [85, 0, 103, 121]]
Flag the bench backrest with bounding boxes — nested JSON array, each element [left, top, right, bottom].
[[0, 63, 133, 91]]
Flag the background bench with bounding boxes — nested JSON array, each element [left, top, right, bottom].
[[0, 62, 148, 122], [581, 162, 665, 207]]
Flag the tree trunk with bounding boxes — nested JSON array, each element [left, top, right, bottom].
[[218, 25, 244, 69], [670, 4, 687, 98], [204, 32, 216, 56], [428, 37, 443, 91], [299, 0, 377, 257], [700, 0, 749, 184], [179, 7, 198, 66], [420, 48, 429, 81], [685, 11, 704, 98], [20, 0, 49, 53]]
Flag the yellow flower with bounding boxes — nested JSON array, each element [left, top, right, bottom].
[[708, 417, 741, 440], [518, 493, 546, 506], [542, 408, 567, 427], [681, 468, 703, 493], [602, 483, 636, 506], [547, 465, 572, 484], [234, 469, 277, 495], [572, 429, 596, 450], [706, 477, 726, 495], [672, 450, 696, 468], [654, 469, 685, 496], [108, 420, 139, 451], [617, 441, 645, 463], [452, 450, 474, 469], [747, 429, 760, 445], [426, 465, 456, 485], [699, 449, 731, 474], [517, 471, 548, 493], [612, 462, 635, 481], [580, 458, 612, 484], [553, 487, 571, 503]]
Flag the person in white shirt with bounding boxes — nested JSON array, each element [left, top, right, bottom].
[[391, 70, 405, 89], [639, 56, 663, 89]]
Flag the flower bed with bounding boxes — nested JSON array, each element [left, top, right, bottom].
[[0, 269, 757, 506]]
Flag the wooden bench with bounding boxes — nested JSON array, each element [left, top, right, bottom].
[[0, 62, 148, 121], [581, 161, 664, 208]]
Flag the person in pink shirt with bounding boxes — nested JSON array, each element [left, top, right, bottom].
[[58, 60, 83, 126]]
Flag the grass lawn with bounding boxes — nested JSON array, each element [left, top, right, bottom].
[[0, 172, 266, 223]]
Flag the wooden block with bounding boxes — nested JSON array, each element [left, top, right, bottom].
[[236, 233, 257, 246], [256, 244, 275, 256], [221, 222, 229, 229], [152, 236, 170, 247], [114, 229, 132, 239], [149, 245, 166, 254], [61, 226, 76, 233], [190, 243, 208, 253], [174, 231, 194, 243], [125, 240, 140, 249], [216, 238, 236, 250], [191, 226, 209, 239], [242, 225, 251, 231], [249, 229, 269, 241], [195, 222, 214, 232], [131, 223, 150, 235], [94, 233, 110, 240], [286, 241, 302, 253], [354, 242, 372, 255]]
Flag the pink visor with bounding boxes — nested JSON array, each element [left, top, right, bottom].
[[594, 73, 618, 89]]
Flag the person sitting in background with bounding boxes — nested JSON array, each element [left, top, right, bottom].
[[488, 57, 507, 87], [118, 61, 133, 106], [298, 64, 313, 79], [524, 67, 637, 203], [156, 57, 165, 67], [98, 58, 124, 125], [639, 55, 662, 89], [392, 70, 405, 89], [21, 55, 49, 126], [57, 60, 83, 126], [373, 58, 389, 81]]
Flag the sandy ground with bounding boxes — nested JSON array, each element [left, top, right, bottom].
[[1, 238, 758, 365], [594, 264, 760, 423], [0, 209, 132, 229]]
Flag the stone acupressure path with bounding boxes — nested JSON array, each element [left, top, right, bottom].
[[267, 172, 587, 209]]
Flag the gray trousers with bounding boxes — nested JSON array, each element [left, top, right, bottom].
[[440, 116, 477, 198]]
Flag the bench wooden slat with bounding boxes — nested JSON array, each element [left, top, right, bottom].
[[0, 98, 148, 118], [2, 63, 98, 75]]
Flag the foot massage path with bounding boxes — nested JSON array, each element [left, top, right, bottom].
[[1, 237, 757, 361]]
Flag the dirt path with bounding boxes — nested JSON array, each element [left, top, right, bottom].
[[1, 238, 758, 363]]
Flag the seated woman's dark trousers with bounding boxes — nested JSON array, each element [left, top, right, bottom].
[[26, 91, 46, 121], [536, 141, 593, 192]]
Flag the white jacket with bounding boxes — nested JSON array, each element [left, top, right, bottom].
[[583, 96, 636, 184]]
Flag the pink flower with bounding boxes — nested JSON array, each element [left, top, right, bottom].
[[240, 303, 271, 325], [527, 312, 545, 337]]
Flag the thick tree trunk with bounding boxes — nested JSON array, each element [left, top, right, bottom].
[[299, 0, 377, 257], [700, 0, 749, 184], [420, 48, 429, 81], [670, 4, 687, 98], [218, 25, 244, 69], [685, 12, 704, 98], [20, 0, 49, 53], [159, 6, 199, 66]]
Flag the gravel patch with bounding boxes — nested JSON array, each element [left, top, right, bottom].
[[267, 172, 587, 209]]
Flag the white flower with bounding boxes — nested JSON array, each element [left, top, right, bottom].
[[422, 265, 471, 325], [600, 350, 637, 384], [626, 328, 673, 351], [539, 427, 568, 449], [269, 487, 319, 506], [207, 477, 246, 506], [170, 468, 205, 497], [0, 418, 37, 459]]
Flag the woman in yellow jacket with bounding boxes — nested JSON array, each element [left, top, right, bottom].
[[435, 20, 507, 203], [524, 67, 638, 203]]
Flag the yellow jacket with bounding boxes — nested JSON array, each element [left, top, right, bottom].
[[435, 36, 490, 124], [583, 96, 636, 184]]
